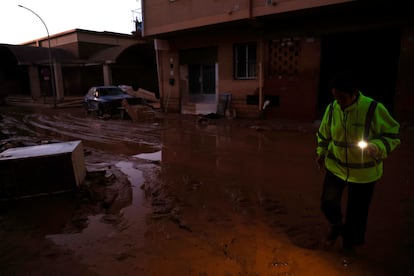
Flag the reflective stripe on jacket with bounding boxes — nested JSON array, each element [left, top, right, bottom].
[[316, 92, 400, 183]]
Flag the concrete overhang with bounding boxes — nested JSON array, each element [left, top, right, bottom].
[[0, 44, 76, 66]]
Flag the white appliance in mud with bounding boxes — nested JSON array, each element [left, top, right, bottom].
[[0, 140, 86, 199]]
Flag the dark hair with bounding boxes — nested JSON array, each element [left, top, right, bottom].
[[329, 71, 359, 95]]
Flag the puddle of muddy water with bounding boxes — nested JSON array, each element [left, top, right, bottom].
[[46, 159, 152, 263], [133, 150, 162, 162], [115, 160, 146, 206], [2, 107, 412, 274]]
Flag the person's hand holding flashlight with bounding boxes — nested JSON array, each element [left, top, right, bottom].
[[367, 143, 379, 159], [358, 140, 368, 149], [358, 140, 379, 159]]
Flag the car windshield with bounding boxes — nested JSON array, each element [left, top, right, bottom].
[[96, 87, 124, 96]]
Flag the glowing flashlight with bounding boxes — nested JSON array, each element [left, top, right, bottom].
[[358, 140, 368, 149]]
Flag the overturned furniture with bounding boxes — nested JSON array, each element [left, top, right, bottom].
[[0, 140, 86, 199], [123, 87, 160, 109], [121, 98, 158, 122], [119, 86, 160, 121]]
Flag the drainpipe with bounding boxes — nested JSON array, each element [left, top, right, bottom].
[[155, 50, 164, 110], [258, 38, 264, 112], [248, 0, 263, 112], [154, 39, 167, 112]]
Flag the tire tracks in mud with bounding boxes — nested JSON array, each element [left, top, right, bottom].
[[23, 113, 161, 145]]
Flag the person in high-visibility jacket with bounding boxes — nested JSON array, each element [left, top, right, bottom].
[[316, 71, 400, 263]]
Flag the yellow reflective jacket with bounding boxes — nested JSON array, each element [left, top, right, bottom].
[[316, 92, 400, 183]]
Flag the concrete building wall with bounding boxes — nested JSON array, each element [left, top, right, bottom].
[[155, 28, 321, 119], [260, 36, 321, 120], [145, 1, 413, 122], [24, 29, 138, 59], [142, 0, 351, 36], [3, 29, 158, 101]]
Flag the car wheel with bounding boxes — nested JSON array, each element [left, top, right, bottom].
[[84, 102, 91, 114], [97, 104, 104, 117]]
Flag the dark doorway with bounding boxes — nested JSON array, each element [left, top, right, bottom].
[[188, 64, 215, 101], [317, 28, 401, 117], [180, 47, 217, 103]]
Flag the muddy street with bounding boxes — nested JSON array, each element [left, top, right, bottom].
[[0, 105, 413, 275]]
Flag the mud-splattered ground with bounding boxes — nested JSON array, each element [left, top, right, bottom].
[[0, 105, 413, 276]]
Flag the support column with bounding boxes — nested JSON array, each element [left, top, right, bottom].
[[53, 61, 64, 102], [28, 66, 41, 100], [103, 63, 112, 85]]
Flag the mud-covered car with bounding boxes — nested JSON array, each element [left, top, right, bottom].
[[84, 86, 133, 116]]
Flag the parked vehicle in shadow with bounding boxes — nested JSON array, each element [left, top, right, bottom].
[[84, 85, 160, 120], [84, 86, 134, 117]]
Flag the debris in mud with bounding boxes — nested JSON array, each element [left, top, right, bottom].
[[114, 251, 136, 261], [196, 113, 226, 127], [80, 166, 132, 214], [271, 261, 289, 267], [122, 86, 160, 106], [118, 86, 161, 122], [219, 238, 237, 259], [141, 178, 192, 232], [170, 209, 192, 232], [121, 99, 158, 122]]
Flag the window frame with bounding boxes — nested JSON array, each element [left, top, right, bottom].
[[233, 42, 257, 80]]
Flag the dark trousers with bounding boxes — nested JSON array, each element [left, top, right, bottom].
[[320, 169, 376, 248]]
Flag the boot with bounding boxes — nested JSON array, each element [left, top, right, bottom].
[[323, 223, 343, 246], [341, 245, 356, 266]]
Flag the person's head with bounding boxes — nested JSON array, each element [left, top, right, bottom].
[[330, 71, 359, 109]]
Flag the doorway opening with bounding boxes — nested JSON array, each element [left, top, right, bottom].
[[179, 47, 218, 114], [188, 64, 216, 103]]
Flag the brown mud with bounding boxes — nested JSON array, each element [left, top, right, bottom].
[[0, 105, 413, 275]]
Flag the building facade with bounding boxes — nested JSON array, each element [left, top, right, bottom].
[[0, 29, 158, 104], [142, 0, 414, 124]]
